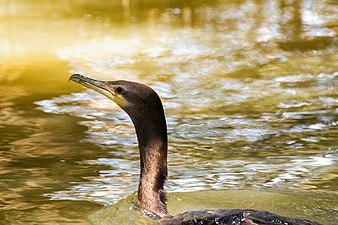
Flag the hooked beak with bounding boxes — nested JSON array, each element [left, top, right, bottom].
[[69, 74, 126, 106]]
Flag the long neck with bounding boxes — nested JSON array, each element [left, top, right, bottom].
[[129, 107, 170, 218]]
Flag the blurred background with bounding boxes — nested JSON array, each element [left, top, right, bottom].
[[0, 0, 337, 224]]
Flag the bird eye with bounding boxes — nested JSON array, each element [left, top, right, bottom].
[[116, 87, 123, 94]]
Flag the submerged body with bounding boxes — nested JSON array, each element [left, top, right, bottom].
[[69, 74, 322, 225], [162, 209, 320, 225]]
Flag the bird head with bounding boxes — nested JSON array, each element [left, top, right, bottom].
[[69, 74, 164, 122]]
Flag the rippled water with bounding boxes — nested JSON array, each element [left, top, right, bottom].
[[1, 1, 337, 224]]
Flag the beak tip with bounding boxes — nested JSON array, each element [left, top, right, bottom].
[[69, 74, 83, 83]]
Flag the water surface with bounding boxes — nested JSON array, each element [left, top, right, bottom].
[[0, 1, 337, 224]]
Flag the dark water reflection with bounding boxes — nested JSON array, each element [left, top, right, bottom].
[[0, 0, 337, 224]]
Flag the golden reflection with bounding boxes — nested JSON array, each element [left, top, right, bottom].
[[0, 60, 25, 82], [0, 0, 337, 224], [1, 0, 336, 59]]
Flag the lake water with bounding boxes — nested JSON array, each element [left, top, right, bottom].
[[0, 1, 337, 224]]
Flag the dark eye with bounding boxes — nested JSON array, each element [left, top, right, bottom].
[[116, 87, 123, 94]]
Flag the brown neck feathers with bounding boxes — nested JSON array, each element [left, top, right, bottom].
[[129, 103, 170, 218], [138, 138, 169, 218]]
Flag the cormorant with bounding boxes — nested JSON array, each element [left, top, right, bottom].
[[69, 74, 321, 225]]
